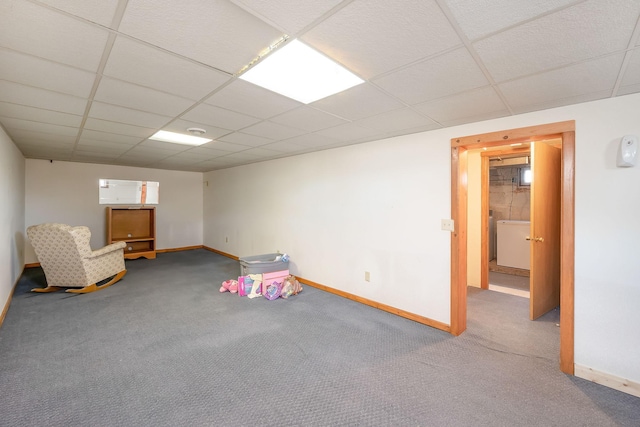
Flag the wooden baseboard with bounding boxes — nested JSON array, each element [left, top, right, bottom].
[[574, 364, 640, 398], [1, 266, 24, 328], [203, 246, 449, 332], [297, 276, 451, 333], [202, 246, 239, 261], [156, 245, 203, 253], [27, 246, 208, 267]]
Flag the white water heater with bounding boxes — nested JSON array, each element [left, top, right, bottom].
[[497, 220, 530, 270]]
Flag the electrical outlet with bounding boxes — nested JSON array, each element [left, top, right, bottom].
[[364, 271, 370, 282], [225, 237, 228, 243], [441, 219, 455, 232]]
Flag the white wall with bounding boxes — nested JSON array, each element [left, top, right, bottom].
[[203, 93, 640, 386], [25, 160, 203, 263], [0, 127, 25, 313], [205, 134, 452, 323]]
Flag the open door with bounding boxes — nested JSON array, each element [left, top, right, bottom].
[[529, 141, 561, 320]]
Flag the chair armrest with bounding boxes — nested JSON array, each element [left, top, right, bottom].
[[87, 241, 127, 259]]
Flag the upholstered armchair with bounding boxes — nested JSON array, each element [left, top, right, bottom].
[[27, 223, 127, 293]]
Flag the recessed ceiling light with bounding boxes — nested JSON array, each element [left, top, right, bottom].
[[149, 130, 212, 146], [239, 39, 364, 104]]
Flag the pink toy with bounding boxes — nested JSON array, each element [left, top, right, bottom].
[[219, 279, 238, 293]]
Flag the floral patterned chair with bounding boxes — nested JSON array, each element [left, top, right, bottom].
[[27, 223, 127, 293]]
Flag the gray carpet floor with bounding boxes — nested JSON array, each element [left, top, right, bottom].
[[1, 249, 638, 426]]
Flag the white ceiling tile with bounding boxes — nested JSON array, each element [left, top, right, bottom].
[[73, 153, 120, 163], [18, 144, 73, 157], [0, 49, 95, 98], [439, 110, 510, 128], [15, 137, 76, 150], [152, 157, 201, 167], [167, 150, 222, 161], [311, 84, 404, 121], [83, 118, 155, 138], [500, 54, 623, 108], [1, 117, 78, 136], [474, 0, 640, 82], [162, 119, 232, 140], [199, 158, 242, 167], [617, 84, 640, 97], [88, 102, 171, 129], [373, 48, 489, 105], [270, 106, 348, 132], [239, 146, 282, 158], [0, 102, 82, 127], [104, 36, 232, 100], [230, 0, 343, 34], [260, 140, 306, 153], [3, 0, 637, 171], [279, 133, 341, 148], [355, 108, 438, 133], [35, 0, 121, 27], [314, 122, 380, 142], [302, 0, 461, 78], [413, 86, 508, 123], [240, 120, 306, 140], [76, 139, 135, 153], [200, 140, 252, 152], [0, 0, 109, 71], [119, 0, 283, 73], [181, 103, 261, 130], [205, 79, 301, 119], [221, 150, 264, 161], [94, 77, 195, 117], [184, 146, 229, 158], [512, 90, 612, 115], [0, 80, 87, 115], [124, 146, 174, 160], [114, 158, 154, 167], [8, 129, 77, 145], [217, 132, 273, 147], [79, 129, 143, 145], [620, 48, 640, 89], [139, 140, 192, 153], [74, 148, 121, 158], [442, 0, 579, 40]]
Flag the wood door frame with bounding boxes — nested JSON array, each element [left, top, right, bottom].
[[450, 121, 575, 375]]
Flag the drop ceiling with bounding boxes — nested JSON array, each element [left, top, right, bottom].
[[1, 0, 639, 172]]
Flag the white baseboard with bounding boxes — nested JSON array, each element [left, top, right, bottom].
[[574, 364, 640, 398]]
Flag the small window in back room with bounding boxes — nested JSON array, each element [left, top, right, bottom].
[[519, 167, 532, 186]]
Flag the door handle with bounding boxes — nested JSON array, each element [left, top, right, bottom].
[[525, 236, 544, 242]]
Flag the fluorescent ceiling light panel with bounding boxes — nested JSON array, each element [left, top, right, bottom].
[[239, 39, 364, 104], [149, 130, 212, 146]]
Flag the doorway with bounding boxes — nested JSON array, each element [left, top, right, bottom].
[[488, 150, 531, 299], [481, 147, 533, 298], [450, 121, 575, 375]]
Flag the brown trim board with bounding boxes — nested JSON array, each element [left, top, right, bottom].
[[206, 246, 450, 331]]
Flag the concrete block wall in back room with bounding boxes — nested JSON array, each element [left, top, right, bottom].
[[489, 167, 530, 221]]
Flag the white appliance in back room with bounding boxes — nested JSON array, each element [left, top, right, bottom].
[[497, 220, 530, 270]]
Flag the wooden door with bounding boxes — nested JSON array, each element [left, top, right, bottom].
[[529, 142, 561, 320]]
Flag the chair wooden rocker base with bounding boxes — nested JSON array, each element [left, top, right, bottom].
[[27, 223, 129, 296], [31, 270, 127, 294]]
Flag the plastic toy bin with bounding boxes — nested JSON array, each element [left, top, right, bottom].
[[239, 253, 289, 276]]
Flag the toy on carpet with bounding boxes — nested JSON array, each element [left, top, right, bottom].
[[219, 279, 238, 293]]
